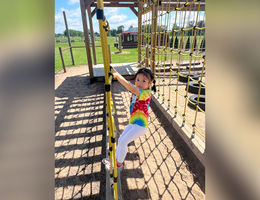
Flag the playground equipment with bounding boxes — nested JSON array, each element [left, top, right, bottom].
[[96, 0, 119, 199], [138, 0, 206, 154], [79, 0, 205, 197]]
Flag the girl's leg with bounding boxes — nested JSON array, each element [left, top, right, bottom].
[[116, 124, 147, 163], [103, 125, 134, 170], [116, 124, 134, 161]]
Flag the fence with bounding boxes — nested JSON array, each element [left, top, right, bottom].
[[58, 45, 112, 72]]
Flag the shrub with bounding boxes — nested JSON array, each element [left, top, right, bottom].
[[174, 36, 178, 49], [185, 36, 190, 50]]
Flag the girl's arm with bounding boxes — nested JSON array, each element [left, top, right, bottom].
[[113, 69, 140, 96]]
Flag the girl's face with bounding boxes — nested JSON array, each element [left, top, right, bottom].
[[135, 73, 152, 90]]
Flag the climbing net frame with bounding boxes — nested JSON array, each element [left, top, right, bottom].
[[139, 0, 206, 152]]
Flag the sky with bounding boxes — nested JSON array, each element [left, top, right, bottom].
[[55, 0, 138, 34]]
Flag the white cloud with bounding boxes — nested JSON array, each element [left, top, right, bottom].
[[108, 15, 127, 23], [104, 7, 119, 16], [122, 19, 138, 30], [68, 0, 79, 5], [55, 7, 83, 33], [60, 7, 81, 17], [55, 6, 141, 34]]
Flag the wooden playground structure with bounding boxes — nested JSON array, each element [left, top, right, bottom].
[[55, 0, 205, 199]]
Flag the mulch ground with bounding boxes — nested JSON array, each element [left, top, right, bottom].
[[55, 65, 205, 200]]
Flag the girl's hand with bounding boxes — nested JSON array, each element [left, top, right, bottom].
[[112, 67, 119, 79]]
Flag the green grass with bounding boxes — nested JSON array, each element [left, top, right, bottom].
[[55, 36, 138, 72], [55, 36, 204, 72]]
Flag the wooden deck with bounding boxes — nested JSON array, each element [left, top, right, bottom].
[[92, 62, 139, 82]]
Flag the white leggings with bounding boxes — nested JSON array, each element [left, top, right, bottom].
[[116, 124, 147, 163]]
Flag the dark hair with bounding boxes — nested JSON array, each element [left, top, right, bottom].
[[134, 68, 156, 92]]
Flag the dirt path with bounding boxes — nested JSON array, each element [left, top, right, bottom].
[[55, 65, 205, 199]]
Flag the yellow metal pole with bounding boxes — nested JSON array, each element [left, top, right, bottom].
[[96, 1, 118, 199]]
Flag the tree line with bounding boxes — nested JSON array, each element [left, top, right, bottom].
[[107, 25, 124, 37], [55, 25, 126, 38], [55, 29, 100, 37], [142, 20, 205, 36]]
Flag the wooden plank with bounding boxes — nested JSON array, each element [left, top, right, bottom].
[[91, 7, 96, 17], [59, 47, 66, 73], [93, 63, 138, 78], [129, 6, 138, 16], [87, 6, 97, 65], [91, 2, 138, 7], [71, 46, 87, 48], [176, 62, 201, 66], [84, 0, 94, 8], [70, 45, 103, 48], [62, 47, 72, 51], [80, 0, 93, 77], [63, 11, 75, 65], [142, 3, 205, 14]]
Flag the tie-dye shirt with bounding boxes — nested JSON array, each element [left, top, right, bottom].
[[129, 88, 151, 128]]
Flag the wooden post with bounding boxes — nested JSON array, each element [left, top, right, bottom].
[[119, 34, 122, 53], [80, 0, 93, 77], [151, 0, 158, 73], [130, 7, 138, 17], [87, 6, 97, 65], [63, 11, 75, 66], [108, 44, 111, 64], [138, 1, 143, 64], [59, 47, 66, 73]]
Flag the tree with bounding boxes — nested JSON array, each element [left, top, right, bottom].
[[193, 37, 197, 51], [174, 36, 178, 49], [64, 29, 83, 37], [169, 36, 173, 48], [142, 24, 152, 33], [200, 38, 205, 51], [185, 36, 190, 50], [108, 29, 117, 36], [197, 20, 205, 28], [55, 33, 63, 37], [197, 20, 205, 36], [116, 25, 124, 34]]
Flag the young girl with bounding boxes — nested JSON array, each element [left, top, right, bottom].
[[103, 67, 156, 171]]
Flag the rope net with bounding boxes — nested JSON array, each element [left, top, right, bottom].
[[139, 0, 206, 148]]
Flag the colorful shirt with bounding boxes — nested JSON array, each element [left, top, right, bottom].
[[129, 88, 151, 128]]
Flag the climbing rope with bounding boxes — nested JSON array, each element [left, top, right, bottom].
[[139, 0, 206, 141]]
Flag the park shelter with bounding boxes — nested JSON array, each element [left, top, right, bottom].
[[121, 27, 138, 48]]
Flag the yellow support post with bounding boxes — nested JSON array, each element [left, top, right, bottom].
[[96, 0, 118, 199]]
